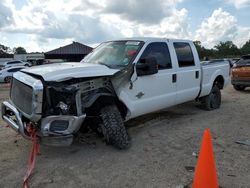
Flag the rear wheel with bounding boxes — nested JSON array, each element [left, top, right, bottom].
[[100, 105, 130, 149], [202, 85, 221, 111], [233, 85, 245, 91], [4, 76, 12, 83]]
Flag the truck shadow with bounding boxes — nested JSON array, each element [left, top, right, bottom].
[[126, 102, 197, 128], [240, 88, 250, 93], [126, 110, 191, 128], [37, 102, 205, 164]]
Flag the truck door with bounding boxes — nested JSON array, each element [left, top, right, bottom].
[[124, 42, 177, 118], [172, 42, 201, 104]]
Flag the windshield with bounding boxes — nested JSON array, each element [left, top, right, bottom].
[[81, 40, 143, 68]]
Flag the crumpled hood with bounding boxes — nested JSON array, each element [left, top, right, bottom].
[[21, 62, 120, 81]]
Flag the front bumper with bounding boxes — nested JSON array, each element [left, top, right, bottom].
[[1, 101, 86, 146], [1, 101, 31, 139], [231, 79, 250, 86]]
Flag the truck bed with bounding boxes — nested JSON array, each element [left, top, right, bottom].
[[200, 61, 230, 97]]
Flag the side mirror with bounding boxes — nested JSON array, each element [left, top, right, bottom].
[[136, 57, 158, 76]]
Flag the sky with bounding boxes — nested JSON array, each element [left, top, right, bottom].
[[0, 0, 250, 52]]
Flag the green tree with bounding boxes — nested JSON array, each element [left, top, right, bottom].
[[241, 40, 250, 55], [193, 41, 203, 55], [0, 44, 11, 55], [193, 41, 215, 60], [214, 41, 240, 57], [194, 41, 206, 59], [13, 47, 27, 54]]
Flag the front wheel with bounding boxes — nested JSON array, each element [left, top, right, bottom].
[[233, 85, 245, 91], [100, 105, 130, 149], [202, 85, 221, 111]]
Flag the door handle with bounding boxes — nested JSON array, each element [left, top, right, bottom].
[[195, 71, 199, 79], [172, 74, 177, 83]]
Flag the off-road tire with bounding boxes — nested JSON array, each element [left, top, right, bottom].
[[4, 76, 12, 83], [233, 85, 245, 91], [203, 85, 221, 111], [100, 105, 130, 149]]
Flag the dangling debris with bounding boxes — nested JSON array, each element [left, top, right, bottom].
[[22, 124, 40, 188]]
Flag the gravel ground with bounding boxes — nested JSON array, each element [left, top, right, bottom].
[[0, 84, 249, 188]]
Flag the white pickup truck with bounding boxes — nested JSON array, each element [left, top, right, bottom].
[[2, 38, 230, 149]]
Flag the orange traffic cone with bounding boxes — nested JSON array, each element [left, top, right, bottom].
[[192, 128, 219, 188]]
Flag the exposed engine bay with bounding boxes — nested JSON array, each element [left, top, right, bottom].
[[43, 77, 115, 117]]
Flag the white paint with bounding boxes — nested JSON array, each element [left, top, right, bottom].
[[115, 38, 230, 120]]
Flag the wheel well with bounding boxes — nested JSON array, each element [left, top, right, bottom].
[[85, 95, 128, 119], [213, 75, 224, 89]]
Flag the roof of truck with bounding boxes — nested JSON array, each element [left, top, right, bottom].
[[113, 37, 192, 43]]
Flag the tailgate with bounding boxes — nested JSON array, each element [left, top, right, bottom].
[[232, 67, 250, 79]]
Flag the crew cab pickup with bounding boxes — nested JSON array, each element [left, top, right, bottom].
[[1, 38, 230, 149]]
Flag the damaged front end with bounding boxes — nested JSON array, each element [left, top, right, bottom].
[[1, 71, 117, 146]]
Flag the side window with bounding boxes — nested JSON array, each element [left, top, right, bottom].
[[7, 68, 22, 72], [7, 61, 19, 65], [174, 42, 195, 67], [140, 42, 172, 69]]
